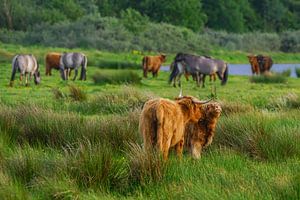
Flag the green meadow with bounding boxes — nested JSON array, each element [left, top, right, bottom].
[[0, 44, 299, 199]]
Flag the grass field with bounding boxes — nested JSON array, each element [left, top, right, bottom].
[[0, 44, 299, 199]]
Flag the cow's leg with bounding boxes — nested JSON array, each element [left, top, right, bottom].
[[143, 69, 147, 78], [175, 139, 184, 160], [162, 138, 172, 161]]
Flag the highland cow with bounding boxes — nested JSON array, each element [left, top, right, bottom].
[[142, 54, 166, 78], [139, 96, 209, 160], [45, 52, 61, 76], [185, 102, 222, 159]]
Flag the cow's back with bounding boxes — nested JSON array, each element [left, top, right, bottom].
[[46, 53, 61, 69]]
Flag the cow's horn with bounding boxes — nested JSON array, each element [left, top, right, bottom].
[[193, 99, 212, 104]]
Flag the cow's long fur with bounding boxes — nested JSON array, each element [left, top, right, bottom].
[[247, 55, 260, 75], [139, 96, 205, 160], [142, 54, 166, 78], [45, 52, 61, 76], [185, 102, 222, 159]]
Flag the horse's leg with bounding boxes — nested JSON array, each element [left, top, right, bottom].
[[202, 74, 206, 88], [73, 69, 78, 81], [25, 73, 29, 86], [64, 69, 68, 80]]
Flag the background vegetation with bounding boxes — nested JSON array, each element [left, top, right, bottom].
[[0, 0, 300, 54]]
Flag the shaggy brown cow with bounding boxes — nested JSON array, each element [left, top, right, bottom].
[[247, 55, 260, 75], [257, 55, 273, 74], [139, 96, 209, 160], [142, 54, 166, 78], [185, 102, 222, 159], [45, 52, 61, 76]]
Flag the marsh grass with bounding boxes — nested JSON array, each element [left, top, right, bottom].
[[220, 101, 254, 116], [64, 141, 129, 192], [215, 112, 300, 161], [127, 143, 166, 187], [51, 87, 66, 100], [92, 70, 141, 85], [278, 69, 291, 77], [296, 67, 300, 78], [69, 87, 155, 115], [267, 93, 300, 110], [250, 74, 287, 83], [69, 85, 87, 102]]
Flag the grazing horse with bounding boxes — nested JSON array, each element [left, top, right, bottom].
[[142, 54, 166, 78], [10, 54, 41, 86], [257, 55, 273, 74], [59, 52, 87, 81], [247, 55, 260, 75], [169, 53, 228, 88]]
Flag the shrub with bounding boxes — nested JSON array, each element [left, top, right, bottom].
[[92, 70, 141, 85], [69, 85, 87, 102], [249, 74, 287, 84], [51, 88, 66, 100], [127, 143, 166, 187], [278, 69, 291, 77], [65, 141, 128, 192], [295, 67, 300, 78], [214, 112, 300, 161]]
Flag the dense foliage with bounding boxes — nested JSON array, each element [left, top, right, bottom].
[[0, 0, 299, 33]]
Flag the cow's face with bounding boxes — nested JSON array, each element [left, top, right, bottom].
[[160, 54, 167, 62], [176, 96, 206, 123], [205, 103, 222, 119]]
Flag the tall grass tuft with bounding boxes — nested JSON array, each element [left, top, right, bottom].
[[69, 87, 155, 115], [249, 74, 287, 84], [296, 67, 300, 78], [278, 69, 291, 77], [219, 101, 254, 116], [51, 87, 65, 100], [65, 140, 128, 192], [267, 93, 300, 110], [215, 112, 300, 161], [127, 143, 166, 187], [69, 85, 87, 102], [92, 70, 141, 85]]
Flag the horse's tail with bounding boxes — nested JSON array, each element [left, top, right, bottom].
[[80, 55, 87, 80], [221, 63, 229, 85], [168, 61, 179, 84], [10, 55, 19, 86]]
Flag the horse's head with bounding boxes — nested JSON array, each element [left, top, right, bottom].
[[174, 53, 186, 62], [34, 71, 41, 84]]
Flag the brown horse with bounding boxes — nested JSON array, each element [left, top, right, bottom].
[[257, 55, 273, 73], [247, 55, 260, 75], [142, 54, 166, 78]]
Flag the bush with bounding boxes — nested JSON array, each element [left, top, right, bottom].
[[92, 70, 141, 85], [249, 74, 287, 84], [69, 85, 87, 102], [296, 67, 300, 78]]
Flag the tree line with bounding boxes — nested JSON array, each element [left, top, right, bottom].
[[0, 0, 299, 33]]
